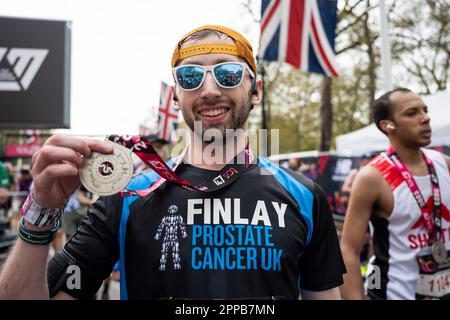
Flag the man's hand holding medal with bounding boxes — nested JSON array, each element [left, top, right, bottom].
[[31, 134, 115, 208]]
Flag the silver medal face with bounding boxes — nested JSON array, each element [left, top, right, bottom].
[[431, 241, 448, 265], [79, 141, 133, 196]]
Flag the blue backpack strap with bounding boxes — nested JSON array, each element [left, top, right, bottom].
[[118, 158, 175, 300], [257, 157, 314, 244]]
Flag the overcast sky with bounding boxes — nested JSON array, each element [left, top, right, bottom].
[[2, 0, 261, 136]]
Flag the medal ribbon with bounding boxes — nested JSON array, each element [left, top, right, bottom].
[[107, 135, 254, 196], [386, 146, 442, 242]]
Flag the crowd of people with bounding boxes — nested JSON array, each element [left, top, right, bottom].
[[0, 163, 33, 224]]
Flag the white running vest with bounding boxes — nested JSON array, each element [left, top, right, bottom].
[[365, 148, 450, 300]]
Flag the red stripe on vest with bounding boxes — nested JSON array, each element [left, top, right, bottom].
[[370, 155, 403, 191]]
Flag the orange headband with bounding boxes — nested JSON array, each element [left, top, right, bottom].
[[171, 25, 257, 74]]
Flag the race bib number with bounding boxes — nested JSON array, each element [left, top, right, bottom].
[[416, 253, 450, 299]]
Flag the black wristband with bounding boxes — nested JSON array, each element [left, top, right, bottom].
[[18, 217, 60, 246]]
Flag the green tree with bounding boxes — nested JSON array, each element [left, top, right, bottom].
[[244, 0, 449, 154], [390, 0, 449, 94]]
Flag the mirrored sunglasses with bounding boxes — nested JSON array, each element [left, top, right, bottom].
[[172, 62, 255, 91]]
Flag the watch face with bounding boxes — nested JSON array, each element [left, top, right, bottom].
[[79, 141, 133, 196]]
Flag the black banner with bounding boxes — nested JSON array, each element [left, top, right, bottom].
[[0, 16, 71, 129], [279, 146, 450, 218], [280, 155, 358, 218]]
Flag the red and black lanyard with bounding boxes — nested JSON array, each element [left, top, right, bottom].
[[386, 146, 442, 243], [107, 134, 254, 197]]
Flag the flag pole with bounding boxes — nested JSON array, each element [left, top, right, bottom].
[[257, 56, 268, 157], [379, 0, 393, 91], [257, 57, 268, 131]]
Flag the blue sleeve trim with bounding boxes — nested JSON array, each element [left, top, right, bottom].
[[118, 158, 175, 300], [118, 196, 135, 300], [257, 157, 314, 245]]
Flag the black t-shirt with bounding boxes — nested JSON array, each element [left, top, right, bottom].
[[48, 158, 345, 299]]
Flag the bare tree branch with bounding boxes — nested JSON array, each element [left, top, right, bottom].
[[241, 0, 260, 23]]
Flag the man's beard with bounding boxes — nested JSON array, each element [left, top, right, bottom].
[[181, 95, 253, 143]]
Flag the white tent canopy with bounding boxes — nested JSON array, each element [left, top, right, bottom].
[[335, 90, 450, 154]]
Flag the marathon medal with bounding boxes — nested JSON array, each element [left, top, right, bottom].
[[431, 241, 448, 265], [105, 135, 255, 197], [79, 140, 133, 196]]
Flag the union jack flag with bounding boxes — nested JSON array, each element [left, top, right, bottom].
[[259, 0, 339, 77], [157, 81, 179, 143]]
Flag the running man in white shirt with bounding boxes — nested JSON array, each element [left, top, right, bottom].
[[341, 88, 450, 300]]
